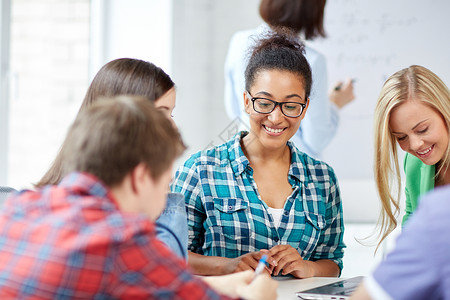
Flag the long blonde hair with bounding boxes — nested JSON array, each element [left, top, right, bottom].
[[374, 65, 450, 249]]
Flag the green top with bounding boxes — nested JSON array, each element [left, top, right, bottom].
[[402, 153, 435, 225]]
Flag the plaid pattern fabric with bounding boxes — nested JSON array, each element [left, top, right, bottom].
[[0, 172, 229, 300], [0, 186, 16, 205], [172, 132, 345, 271]]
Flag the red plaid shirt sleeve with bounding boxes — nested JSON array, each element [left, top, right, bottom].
[[107, 223, 233, 300]]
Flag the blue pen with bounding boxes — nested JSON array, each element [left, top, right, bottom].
[[252, 254, 268, 281]]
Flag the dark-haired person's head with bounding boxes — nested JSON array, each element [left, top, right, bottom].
[[259, 0, 326, 40], [82, 58, 175, 116], [37, 58, 177, 188], [243, 30, 312, 147], [63, 96, 186, 219]]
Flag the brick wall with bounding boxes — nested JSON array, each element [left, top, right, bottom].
[[9, 0, 90, 188]]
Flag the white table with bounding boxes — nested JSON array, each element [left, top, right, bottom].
[[275, 277, 343, 300]]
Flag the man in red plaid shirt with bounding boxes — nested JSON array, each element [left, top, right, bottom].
[[0, 96, 277, 300]]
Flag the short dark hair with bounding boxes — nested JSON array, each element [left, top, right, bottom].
[[245, 29, 312, 99], [63, 96, 185, 186], [259, 0, 326, 40]]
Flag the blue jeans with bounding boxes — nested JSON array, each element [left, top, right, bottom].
[[155, 192, 188, 260]]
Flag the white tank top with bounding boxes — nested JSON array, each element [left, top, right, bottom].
[[267, 207, 284, 228]]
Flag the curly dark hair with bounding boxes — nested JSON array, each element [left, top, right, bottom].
[[245, 28, 312, 99]]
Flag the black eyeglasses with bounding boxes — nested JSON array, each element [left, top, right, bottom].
[[246, 91, 307, 118]]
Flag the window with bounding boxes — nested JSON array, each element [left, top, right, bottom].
[[8, 0, 90, 188]]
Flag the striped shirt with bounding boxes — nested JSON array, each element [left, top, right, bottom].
[[172, 132, 345, 271]]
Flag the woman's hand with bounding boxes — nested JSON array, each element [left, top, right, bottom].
[[329, 78, 355, 109], [268, 244, 314, 278], [269, 245, 341, 278], [223, 250, 276, 274], [188, 250, 276, 276]]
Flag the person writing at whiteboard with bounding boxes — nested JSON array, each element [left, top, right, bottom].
[[224, 0, 355, 158], [172, 30, 345, 278], [373, 65, 450, 248]]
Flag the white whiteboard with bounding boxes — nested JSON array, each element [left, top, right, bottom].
[[307, 0, 450, 179]]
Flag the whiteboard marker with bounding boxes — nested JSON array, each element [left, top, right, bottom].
[[334, 79, 356, 91]]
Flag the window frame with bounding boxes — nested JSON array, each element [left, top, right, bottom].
[[0, 0, 11, 185]]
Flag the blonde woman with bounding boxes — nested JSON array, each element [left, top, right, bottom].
[[374, 65, 450, 246]]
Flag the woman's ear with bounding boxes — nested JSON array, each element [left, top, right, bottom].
[[243, 91, 251, 114], [305, 98, 310, 112], [299, 98, 310, 121]]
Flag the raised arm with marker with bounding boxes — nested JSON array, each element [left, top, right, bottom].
[[330, 78, 356, 108]]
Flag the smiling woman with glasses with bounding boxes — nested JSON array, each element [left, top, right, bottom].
[[172, 29, 345, 279]]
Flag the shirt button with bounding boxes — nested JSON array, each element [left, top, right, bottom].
[[274, 237, 279, 242], [228, 205, 233, 210], [283, 211, 289, 216]]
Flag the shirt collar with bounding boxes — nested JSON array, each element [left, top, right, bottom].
[[228, 132, 251, 176], [56, 171, 154, 232], [60, 171, 107, 194], [287, 141, 306, 183], [59, 172, 120, 209], [227, 132, 306, 183]]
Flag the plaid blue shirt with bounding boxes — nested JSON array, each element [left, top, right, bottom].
[[172, 132, 345, 271]]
